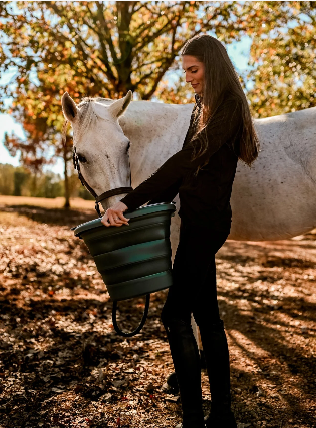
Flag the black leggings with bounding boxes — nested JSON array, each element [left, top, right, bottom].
[[161, 220, 232, 427], [162, 220, 229, 325]]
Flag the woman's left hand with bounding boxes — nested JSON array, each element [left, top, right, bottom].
[[101, 201, 129, 227]]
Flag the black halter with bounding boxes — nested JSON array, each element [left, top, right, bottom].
[[72, 146, 133, 218]]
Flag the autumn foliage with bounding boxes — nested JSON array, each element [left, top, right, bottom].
[[0, 1, 315, 205]]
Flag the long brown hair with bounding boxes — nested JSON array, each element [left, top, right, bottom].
[[181, 34, 259, 167]]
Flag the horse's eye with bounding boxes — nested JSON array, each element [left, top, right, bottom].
[[77, 153, 87, 163], [126, 141, 130, 153]]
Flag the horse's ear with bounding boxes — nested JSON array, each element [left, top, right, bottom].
[[109, 91, 132, 118], [61, 92, 79, 123]]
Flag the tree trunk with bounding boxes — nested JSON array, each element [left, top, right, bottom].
[[63, 147, 70, 209]]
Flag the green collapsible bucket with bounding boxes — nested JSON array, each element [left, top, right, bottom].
[[73, 202, 176, 336]]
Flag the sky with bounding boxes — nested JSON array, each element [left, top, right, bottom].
[[0, 36, 253, 176]]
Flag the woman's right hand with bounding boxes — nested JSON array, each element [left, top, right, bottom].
[[101, 201, 129, 227]]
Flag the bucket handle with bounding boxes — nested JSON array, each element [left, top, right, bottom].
[[112, 294, 150, 337]]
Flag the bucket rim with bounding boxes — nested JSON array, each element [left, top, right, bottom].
[[72, 202, 176, 236]]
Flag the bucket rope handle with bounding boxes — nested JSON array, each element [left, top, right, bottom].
[[112, 294, 150, 337]]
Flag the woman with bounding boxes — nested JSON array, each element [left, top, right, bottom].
[[101, 34, 259, 428]]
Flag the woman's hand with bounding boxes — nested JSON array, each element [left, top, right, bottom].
[[101, 201, 129, 227]]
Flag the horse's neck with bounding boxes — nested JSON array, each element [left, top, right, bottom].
[[119, 101, 194, 187]]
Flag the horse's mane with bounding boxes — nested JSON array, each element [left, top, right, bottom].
[[78, 97, 113, 107]]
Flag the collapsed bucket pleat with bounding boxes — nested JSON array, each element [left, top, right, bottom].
[[73, 203, 176, 302], [83, 217, 168, 256]]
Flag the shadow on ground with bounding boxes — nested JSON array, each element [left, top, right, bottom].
[[0, 204, 98, 227]]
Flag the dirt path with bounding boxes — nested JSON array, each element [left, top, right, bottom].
[[0, 209, 315, 428]]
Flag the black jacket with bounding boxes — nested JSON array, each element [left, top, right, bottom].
[[120, 92, 243, 230]]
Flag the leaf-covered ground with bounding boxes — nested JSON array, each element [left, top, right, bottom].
[[0, 207, 315, 428]]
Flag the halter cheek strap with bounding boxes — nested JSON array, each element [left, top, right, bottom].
[[73, 146, 133, 217]]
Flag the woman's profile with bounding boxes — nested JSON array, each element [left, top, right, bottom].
[[101, 34, 259, 428]]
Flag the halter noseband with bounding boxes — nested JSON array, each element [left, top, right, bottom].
[[72, 146, 133, 218]]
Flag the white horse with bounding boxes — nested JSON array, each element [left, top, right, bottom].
[[62, 91, 316, 257], [62, 90, 316, 367]]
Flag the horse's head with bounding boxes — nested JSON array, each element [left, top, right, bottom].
[[61, 91, 132, 210]]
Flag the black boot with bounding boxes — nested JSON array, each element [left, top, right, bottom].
[[166, 346, 206, 394], [205, 406, 237, 428], [200, 320, 237, 428], [205, 403, 237, 428], [163, 318, 205, 428], [165, 371, 180, 394]]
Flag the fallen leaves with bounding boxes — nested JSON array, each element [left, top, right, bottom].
[[0, 210, 316, 427]]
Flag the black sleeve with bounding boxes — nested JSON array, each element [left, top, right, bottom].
[[121, 98, 242, 211], [147, 176, 182, 205], [144, 104, 199, 206]]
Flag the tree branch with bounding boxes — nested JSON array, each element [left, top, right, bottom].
[[96, 2, 118, 64], [142, 56, 176, 100]]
